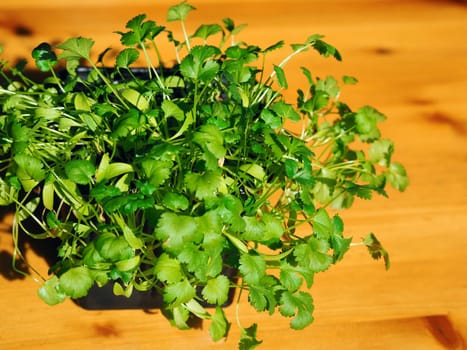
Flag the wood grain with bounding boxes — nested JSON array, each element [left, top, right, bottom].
[[1, 1, 467, 349]]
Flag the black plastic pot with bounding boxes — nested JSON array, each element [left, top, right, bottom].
[[75, 267, 238, 310]]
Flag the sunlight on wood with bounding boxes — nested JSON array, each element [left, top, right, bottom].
[[1, 0, 466, 349]]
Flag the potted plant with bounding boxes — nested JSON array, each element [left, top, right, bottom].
[[0, 1, 408, 348]]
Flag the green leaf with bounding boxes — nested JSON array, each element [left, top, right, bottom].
[[239, 324, 262, 350], [96, 153, 134, 183], [248, 275, 280, 314], [331, 234, 352, 262], [56, 37, 94, 61], [300, 66, 315, 86], [58, 266, 94, 299], [273, 65, 288, 89], [121, 88, 149, 111], [193, 24, 223, 41], [307, 90, 329, 111], [14, 153, 46, 191], [179, 55, 198, 79], [260, 109, 282, 129], [316, 76, 340, 99], [355, 106, 386, 142], [222, 18, 247, 35], [125, 14, 146, 35], [16, 197, 39, 222], [202, 275, 230, 305], [97, 47, 112, 65], [280, 260, 313, 291], [167, 1, 196, 22], [342, 75, 358, 84], [82, 242, 106, 268], [369, 139, 394, 166], [164, 75, 185, 88], [294, 238, 332, 272], [64, 57, 80, 75], [135, 180, 156, 196], [271, 101, 301, 122], [291, 34, 324, 51], [32, 42, 57, 72], [193, 124, 226, 159], [162, 99, 184, 121], [155, 212, 201, 253], [184, 299, 210, 320], [90, 183, 121, 202], [184, 170, 226, 200], [0, 178, 16, 206], [118, 31, 138, 47], [111, 213, 144, 250], [285, 158, 298, 179], [242, 216, 265, 241], [178, 245, 209, 281], [310, 37, 342, 61], [162, 192, 189, 211], [163, 279, 196, 306], [95, 233, 134, 262], [168, 305, 190, 330], [115, 48, 140, 68], [213, 195, 245, 232], [111, 109, 141, 138], [52, 178, 88, 213], [210, 306, 230, 342], [239, 253, 266, 284], [261, 214, 284, 242], [37, 276, 67, 305], [386, 162, 409, 192], [279, 290, 314, 330], [203, 60, 221, 82], [198, 217, 223, 250], [117, 14, 163, 47], [363, 233, 390, 270], [42, 178, 55, 210], [312, 208, 333, 238], [169, 109, 194, 139], [74, 92, 93, 111], [263, 40, 285, 53], [141, 159, 172, 188], [113, 282, 134, 298], [154, 253, 184, 283], [239, 164, 265, 181], [10, 122, 30, 154], [79, 112, 102, 132], [179, 46, 221, 81], [114, 256, 140, 272], [333, 214, 344, 234], [100, 162, 134, 183], [222, 17, 235, 32], [64, 159, 95, 185]]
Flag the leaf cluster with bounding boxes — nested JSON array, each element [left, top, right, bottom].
[[0, 2, 408, 349]]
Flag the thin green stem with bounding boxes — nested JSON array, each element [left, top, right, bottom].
[[87, 61, 129, 109], [181, 20, 191, 51]]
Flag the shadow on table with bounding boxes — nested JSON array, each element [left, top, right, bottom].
[[0, 205, 59, 281]]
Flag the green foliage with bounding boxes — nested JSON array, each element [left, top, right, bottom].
[[363, 233, 391, 270], [31, 43, 57, 72], [239, 324, 263, 350], [279, 290, 314, 330], [210, 306, 230, 342], [0, 1, 408, 349]]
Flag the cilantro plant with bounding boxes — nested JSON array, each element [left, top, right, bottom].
[[0, 2, 408, 348]]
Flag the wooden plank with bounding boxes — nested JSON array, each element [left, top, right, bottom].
[[1, 0, 466, 348]]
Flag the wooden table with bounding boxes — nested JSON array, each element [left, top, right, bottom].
[[1, 1, 466, 349]]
